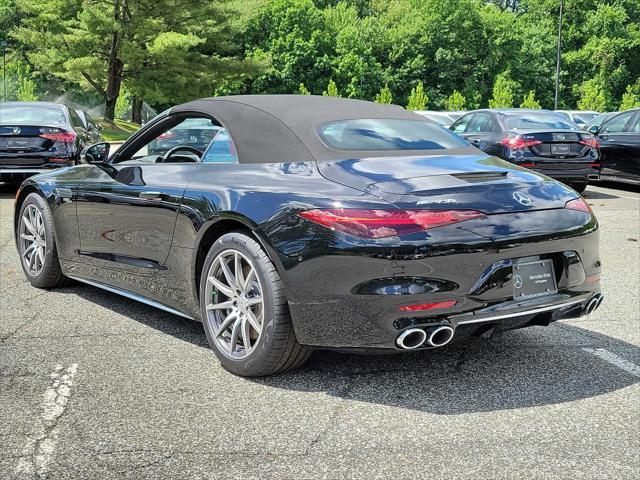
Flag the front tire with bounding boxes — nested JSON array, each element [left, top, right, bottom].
[[17, 193, 69, 288], [199, 231, 310, 376]]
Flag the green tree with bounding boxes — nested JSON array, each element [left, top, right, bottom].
[[14, 0, 251, 120], [520, 90, 541, 109], [444, 90, 466, 110], [16, 74, 36, 100], [577, 78, 608, 111], [619, 82, 640, 110], [298, 82, 311, 95], [406, 81, 428, 110], [375, 84, 392, 104], [322, 78, 340, 97], [489, 73, 515, 108]]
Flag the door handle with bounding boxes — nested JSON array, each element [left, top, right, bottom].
[[139, 191, 164, 200]]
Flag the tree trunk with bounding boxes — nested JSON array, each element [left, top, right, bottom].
[[131, 96, 143, 124], [103, 0, 123, 121]]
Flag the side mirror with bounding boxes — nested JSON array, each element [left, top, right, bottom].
[[81, 142, 110, 164], [588, 125, 599, 135]]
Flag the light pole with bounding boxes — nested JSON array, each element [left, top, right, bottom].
[[554, 0, 564, 110], [0, 41, 8, 102]]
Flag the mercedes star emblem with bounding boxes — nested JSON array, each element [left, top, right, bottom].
[[513, 274, 523, 289], [513, 191, 532, 206], [12, 127, 21, 135]]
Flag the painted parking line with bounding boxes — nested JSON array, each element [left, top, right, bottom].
[[582, 348, 640, 378], [15, 364, 78, 477]]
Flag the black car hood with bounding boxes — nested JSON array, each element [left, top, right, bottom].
[[316, 154, 579, 213]]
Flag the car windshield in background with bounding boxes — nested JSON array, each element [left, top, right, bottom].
[[0, 106, 67, 127], [572, 113, 599, 125], [173, 118, 218, 130], [503, 112, 577, 131], [318, 119, 468, 151]]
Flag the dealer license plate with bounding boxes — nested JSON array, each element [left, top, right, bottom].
[[512, 259, 557, 299]]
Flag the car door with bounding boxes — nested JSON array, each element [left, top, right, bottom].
[[74, 114, 218, 283], [620, 112, 640, 182], [597, 110, 637, 179], [463, 112, 503, 155], [67, 107, 91, 148]]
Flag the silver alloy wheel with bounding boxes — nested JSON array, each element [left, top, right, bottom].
[[205, 249, 264, 360], [19, 204, 46, 276]]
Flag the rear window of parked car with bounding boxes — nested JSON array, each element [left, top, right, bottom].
[[0, 106, 67, 127], [317, 119, 468, 151], [503, 113, 576, 131]]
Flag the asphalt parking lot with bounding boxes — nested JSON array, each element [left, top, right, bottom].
[[1, 182, 638, 479]]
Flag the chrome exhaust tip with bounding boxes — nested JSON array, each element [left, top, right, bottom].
[[396, 328, 427, 350], [583, 294, 602, 316], [427, 326, 455, 347]]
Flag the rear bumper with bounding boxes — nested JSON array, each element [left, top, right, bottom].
[[0, 164, 72, 180], [283, 209, 600, 349], [518, 159, 599, 184], [531, 167, 598, 183]]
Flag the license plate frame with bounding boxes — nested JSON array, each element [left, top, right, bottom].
[[550, 144, 571, 155], [512, 259, 558, 299]]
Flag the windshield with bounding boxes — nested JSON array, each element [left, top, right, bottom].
[[0, 105, 67, 127], [503, 112, 577, 131], [572, 112, 599, 125], [317, 119, 468, 151]]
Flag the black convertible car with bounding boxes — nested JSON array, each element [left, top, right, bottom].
[[14, 96, 602, 376]]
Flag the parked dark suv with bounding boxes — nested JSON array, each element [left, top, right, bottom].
[[0, 101, 102, 185], [450, 109, 600, 193]]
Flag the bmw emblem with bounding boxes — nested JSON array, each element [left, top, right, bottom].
[[12, 127, 21, 135], [513, 191, 532, 206]]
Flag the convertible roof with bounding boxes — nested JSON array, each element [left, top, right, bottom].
[[170, 95, 473, 164]]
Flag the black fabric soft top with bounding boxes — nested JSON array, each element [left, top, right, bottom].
[[171, 95, 476, 164]]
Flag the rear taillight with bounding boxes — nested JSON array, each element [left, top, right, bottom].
[[579, 137, 599, 149], [298, 209, 486, 239], [519, 162, 536, 168], [157, 131, 176, 140], [39, 130, 77, 143], [564, 198, 591, 213], [501, 137, 542, 149]]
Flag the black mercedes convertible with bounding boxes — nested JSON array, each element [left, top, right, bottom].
[[13, 95, 603, 376]]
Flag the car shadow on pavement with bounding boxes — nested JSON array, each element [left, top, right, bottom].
[[64, 282, 639, 414], [583, 190, 622, 200], [250, 323, 640, 415], [59, 282, 210, 348], [0, 183, 19, 199]]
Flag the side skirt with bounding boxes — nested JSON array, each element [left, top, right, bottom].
[[68, 275, 196, 321]]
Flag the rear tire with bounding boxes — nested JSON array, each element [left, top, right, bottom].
[[16, 193, 70, 289], [199, 231, 311, 376], [572, 182, 587, 193]]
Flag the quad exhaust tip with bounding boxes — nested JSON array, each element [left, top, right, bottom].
[[583, 294, 604, 316], [396, 328, 427, 349], [427, 326, 455, 347], [396, 326, 455, 350]]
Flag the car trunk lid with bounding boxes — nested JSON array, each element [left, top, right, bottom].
[[508, 129, 597, 169], [317, 154, 578, 213]]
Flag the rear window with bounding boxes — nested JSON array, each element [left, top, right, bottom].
[[0, 105, 67, 127], [317, 119, 468, 151], [572, 112, 598, 125], [503, 112, 576, 131]]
